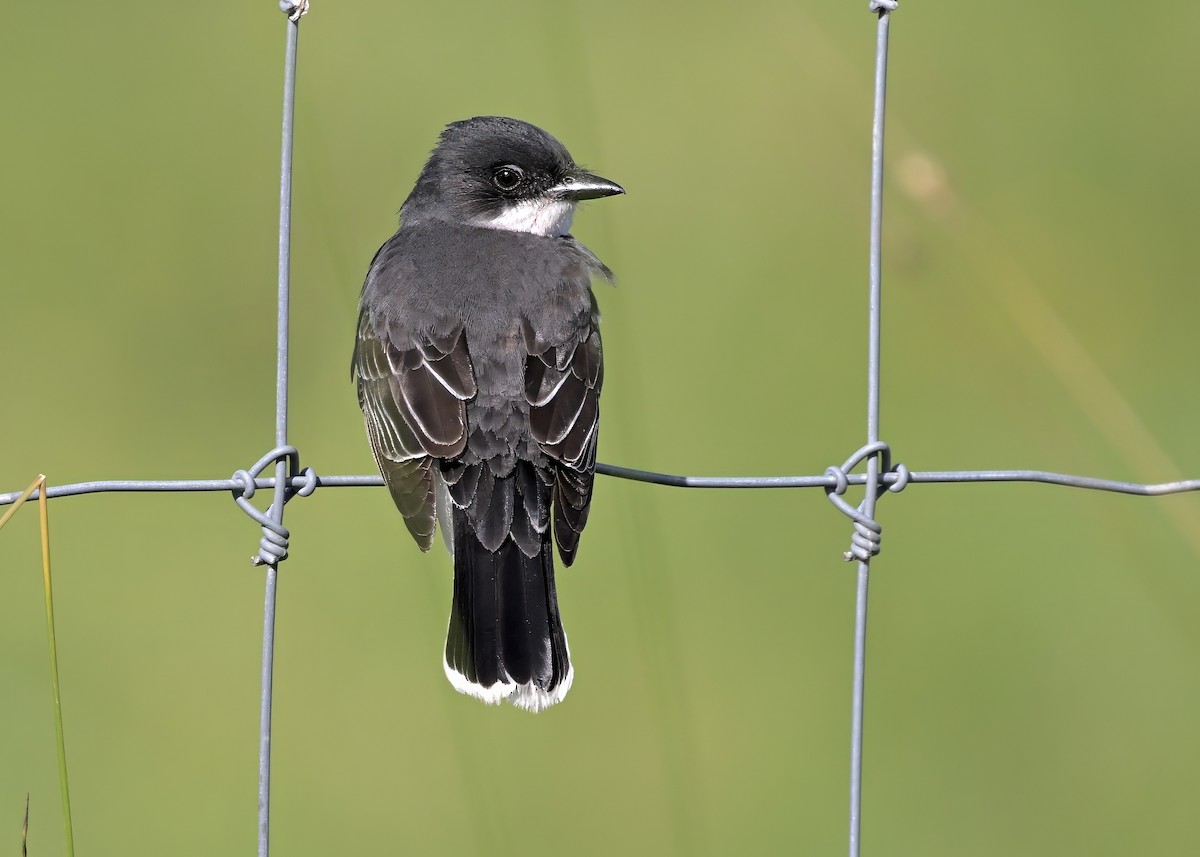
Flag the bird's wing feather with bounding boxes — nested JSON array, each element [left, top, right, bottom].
[[523, 296, 603, 566], [354, 306, 475, 550]]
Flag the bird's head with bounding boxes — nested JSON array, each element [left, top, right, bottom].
[[401, 116, 623, 237]]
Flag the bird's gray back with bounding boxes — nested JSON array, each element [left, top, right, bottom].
[[361, 221, 604, 468]]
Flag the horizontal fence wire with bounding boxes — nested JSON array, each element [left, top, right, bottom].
[[4, 3, 1197, 856], [4, 468, 1198, 508]]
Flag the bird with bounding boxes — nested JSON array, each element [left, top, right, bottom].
[[352, 117, 623, 712]]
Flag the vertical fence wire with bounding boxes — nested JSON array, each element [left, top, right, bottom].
[[258, 10, 301, 857], [849, 4, 896, 855]]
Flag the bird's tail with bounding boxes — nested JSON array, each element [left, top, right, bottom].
[[443, 504, 572, 712]]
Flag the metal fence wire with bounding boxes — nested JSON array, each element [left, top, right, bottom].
[[4, 3, 1199, 857]]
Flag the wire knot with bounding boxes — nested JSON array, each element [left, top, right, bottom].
[[869, 0, 899, 13], [279, 0, 309, 22], [825, 442, 908, 563], [231, 445, 318, 567]]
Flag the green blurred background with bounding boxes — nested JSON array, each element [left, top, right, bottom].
[[4, 1, 1199, 854]]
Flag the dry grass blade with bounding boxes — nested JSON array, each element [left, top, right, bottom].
[[1, 475, 75, 857], [0, 475, 43, 532]]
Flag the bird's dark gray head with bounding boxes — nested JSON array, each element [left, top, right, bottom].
[[401, 116, 624, 237]]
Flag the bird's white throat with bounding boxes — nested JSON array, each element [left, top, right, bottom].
[[473, 198, 576, 238]]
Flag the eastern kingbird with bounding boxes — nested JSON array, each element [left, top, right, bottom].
[[353, 117, 623, 712]]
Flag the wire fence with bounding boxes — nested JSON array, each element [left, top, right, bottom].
[[3, 3, 1198, 856]]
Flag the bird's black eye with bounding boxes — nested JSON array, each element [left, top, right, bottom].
[[492, 166, 524, 191]]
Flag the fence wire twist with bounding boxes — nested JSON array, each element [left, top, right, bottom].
[[4, 3, 1198, 856]]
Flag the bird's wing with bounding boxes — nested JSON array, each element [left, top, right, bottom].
[[522, 294, 603, 566], [354, 307, 477, 550]]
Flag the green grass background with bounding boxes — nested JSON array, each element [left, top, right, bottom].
[[3, 1, 1200, 854]]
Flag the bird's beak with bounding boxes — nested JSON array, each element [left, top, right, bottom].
[[553, 170, 625, 201]]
